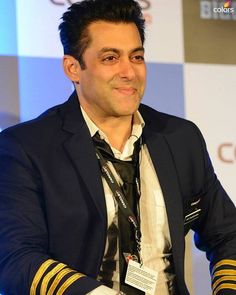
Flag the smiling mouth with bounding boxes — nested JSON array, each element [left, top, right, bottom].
[[114, 87, 137, 96]]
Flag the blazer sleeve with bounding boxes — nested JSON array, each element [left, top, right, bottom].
[[191, 124, 236, 295], [0, 132, 102, 295]]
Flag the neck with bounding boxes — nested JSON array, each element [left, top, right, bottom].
[[78, 93, 135, 151], [98, 116, 133, 152], [82, 109, 133, 152]]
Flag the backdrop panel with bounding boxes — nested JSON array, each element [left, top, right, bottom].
[[183, 0, 236, 64], [185, 63, 236, 199], [0, 0, 17, 56], [0, 56, 19, 116], [16, 0, 65, 57], [144, 0, 184, 63], [143, 63, 185, 118], [18, 56, 72, 121]]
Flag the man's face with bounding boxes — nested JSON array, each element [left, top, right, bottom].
[[76, 21, 146, 120]]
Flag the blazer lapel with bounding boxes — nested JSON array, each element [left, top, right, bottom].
[[60, 92, 107, 223], [63, 132, 107, 221], [143, 127, 185, 281]]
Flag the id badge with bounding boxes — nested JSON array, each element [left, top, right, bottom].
[[125, 260, 158, 295]]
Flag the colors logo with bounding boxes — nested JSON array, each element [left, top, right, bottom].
[[200, 0, 236, 19], [213, 0, 234, 14]]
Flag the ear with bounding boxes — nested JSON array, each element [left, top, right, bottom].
[[63, 55, 81, 83]]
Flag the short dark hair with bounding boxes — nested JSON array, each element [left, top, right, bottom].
[[59, 0, 145, 69]]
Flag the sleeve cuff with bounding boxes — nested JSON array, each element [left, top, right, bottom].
[[212, 259, 236, 295], [30, 259, 102, 295]]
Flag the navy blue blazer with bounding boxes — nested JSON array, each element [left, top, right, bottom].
[[0, 92, 236, 295]]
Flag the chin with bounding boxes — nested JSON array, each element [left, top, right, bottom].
[[117, 106, 139, 117]]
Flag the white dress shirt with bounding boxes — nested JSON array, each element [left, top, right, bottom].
[[81, 108, 175, 295]]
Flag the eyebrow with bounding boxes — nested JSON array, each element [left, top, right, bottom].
[[97, 46, 145, 57]]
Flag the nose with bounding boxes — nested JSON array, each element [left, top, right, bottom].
[[118, 58, 136, 80]]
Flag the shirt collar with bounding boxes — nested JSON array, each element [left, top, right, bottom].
[[80, 106, 145, 143]]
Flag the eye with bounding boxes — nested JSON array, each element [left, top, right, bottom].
[[131, 54, 145, 63], [102, 55, 119, 64], [104, 56, 116, 61]]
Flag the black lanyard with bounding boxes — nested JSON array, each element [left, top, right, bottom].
[[94, 140, 142, 260]]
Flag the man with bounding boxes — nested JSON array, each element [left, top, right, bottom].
[[0, 0, 236, 294]]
